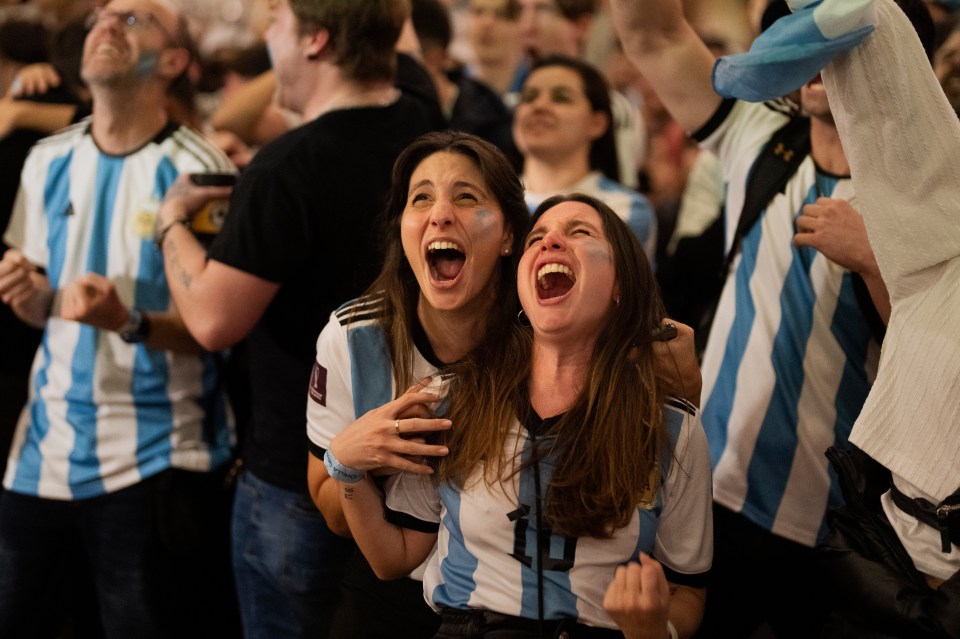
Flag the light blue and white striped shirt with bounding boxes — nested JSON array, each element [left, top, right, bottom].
[[3, 120, 235, 500], [697, 100, 880, 546], [385, 399, 711, 629]]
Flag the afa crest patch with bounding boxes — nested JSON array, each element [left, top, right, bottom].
[[309, 361, 328, 406]]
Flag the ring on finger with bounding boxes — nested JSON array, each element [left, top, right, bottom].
[[395, 419, 401, 436]]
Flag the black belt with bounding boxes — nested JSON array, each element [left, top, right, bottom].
[[437, 608, 623, 639], [889, 483, 960, 553]]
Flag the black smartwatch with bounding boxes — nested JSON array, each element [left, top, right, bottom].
[[118, 308, 151, 344]]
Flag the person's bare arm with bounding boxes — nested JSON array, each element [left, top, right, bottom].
[[339, 475, 438, 580], [308, 457, 351, 537], [609, 0, 722, 134], [210, 71, 290, 147], [653, 320, 702, 407], [59, 272, 203, 353], [157, 175, 279, 351], [794, 197, 890, 324], [0, 98, 77, 140]]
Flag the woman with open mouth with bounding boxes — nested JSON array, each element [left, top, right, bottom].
[[305, 130, 530, 638], [333, 193, 713, 639]]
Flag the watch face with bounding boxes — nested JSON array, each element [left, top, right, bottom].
[[119, 309, 148, 343]]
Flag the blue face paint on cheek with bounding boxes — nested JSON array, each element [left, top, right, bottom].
[[584, 240, 614, 266], [472, 208, 500, 242], [135, 50, 159, 77]]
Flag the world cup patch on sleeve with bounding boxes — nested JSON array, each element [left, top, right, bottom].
[[309, 361, 327, 406]]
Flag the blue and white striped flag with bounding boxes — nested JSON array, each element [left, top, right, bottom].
[[712, 0, 876, 102]]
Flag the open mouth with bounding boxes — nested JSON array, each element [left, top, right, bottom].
[[428, 241, 466, 283], [536, 263, 575, 300]]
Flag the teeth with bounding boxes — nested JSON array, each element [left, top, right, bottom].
[[428, 241, 462, 252], [537, 263, 574, 287]]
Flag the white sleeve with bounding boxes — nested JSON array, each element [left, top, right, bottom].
[[384, 471, 443, 531], [4, 152, 50, 268], [305, 312, 355, 453], [653, 408, 714, 580]]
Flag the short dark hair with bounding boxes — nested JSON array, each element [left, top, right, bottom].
[[289, 0, 409, 83], [411, 0, 452, 53]]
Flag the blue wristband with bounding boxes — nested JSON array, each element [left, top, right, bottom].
[[323, 448, 365, 483]]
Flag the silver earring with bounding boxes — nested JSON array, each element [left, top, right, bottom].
[[517, 309, 530, 326]]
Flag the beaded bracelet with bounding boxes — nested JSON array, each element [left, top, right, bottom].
[[323, 448, 365, 483], [154, 218, 189, 251]]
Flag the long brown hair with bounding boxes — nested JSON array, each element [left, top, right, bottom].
[[441, 193, 667, 538], [363, 131, 529, 393]]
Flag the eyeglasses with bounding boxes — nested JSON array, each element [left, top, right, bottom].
[[85, 8, 178, 45]]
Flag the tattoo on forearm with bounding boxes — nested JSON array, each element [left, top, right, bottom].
[[164, 243, 193, 290], [343, 486, 355, 500]]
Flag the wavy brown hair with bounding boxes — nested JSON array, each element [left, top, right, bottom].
[[440, 193, 668, 538], [363, 131, 529, 393]]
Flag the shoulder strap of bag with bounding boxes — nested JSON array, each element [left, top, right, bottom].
[[724, 115, 812, 271]]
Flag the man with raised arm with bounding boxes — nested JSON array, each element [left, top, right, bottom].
[[608, 0, 933, 635]]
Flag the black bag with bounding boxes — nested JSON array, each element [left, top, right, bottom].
[[818, 446, 960, 639]]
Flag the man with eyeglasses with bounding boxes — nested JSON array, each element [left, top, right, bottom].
[[0, 1, 236, 637]]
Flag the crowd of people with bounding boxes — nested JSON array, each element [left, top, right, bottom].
[[0, 0, 957, 638]]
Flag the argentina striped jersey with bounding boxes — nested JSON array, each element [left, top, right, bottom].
[[3, 120, 236, 500], [696, 100, 880, 546], [384, 399, 712, 629], [305, 295, 443, 456]]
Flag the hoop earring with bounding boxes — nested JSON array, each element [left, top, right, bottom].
[[517, 309, 531, 327]]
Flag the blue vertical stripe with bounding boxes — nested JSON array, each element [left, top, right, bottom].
[[66, 155, 124, 498], [432, 484, 479, 608], [10, 151, 74, 494], [820, 273, 873, 540], [742, 246, 815, 525], [702, 220, 763, 466], [131, 158, 177, 472], [349, 325, 394, 415], [517, 433, 578, 620]]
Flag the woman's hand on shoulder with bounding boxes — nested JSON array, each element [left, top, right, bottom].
[[604, 553, 672, 639], [328, 385, 452, 476], [652, 320, 702, 408]]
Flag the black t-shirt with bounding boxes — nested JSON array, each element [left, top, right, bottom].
[[207, 95, 436, 492]]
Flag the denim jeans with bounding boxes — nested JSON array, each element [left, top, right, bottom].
[[231, 469, 354, 639], [0, 469, 235, 639]]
